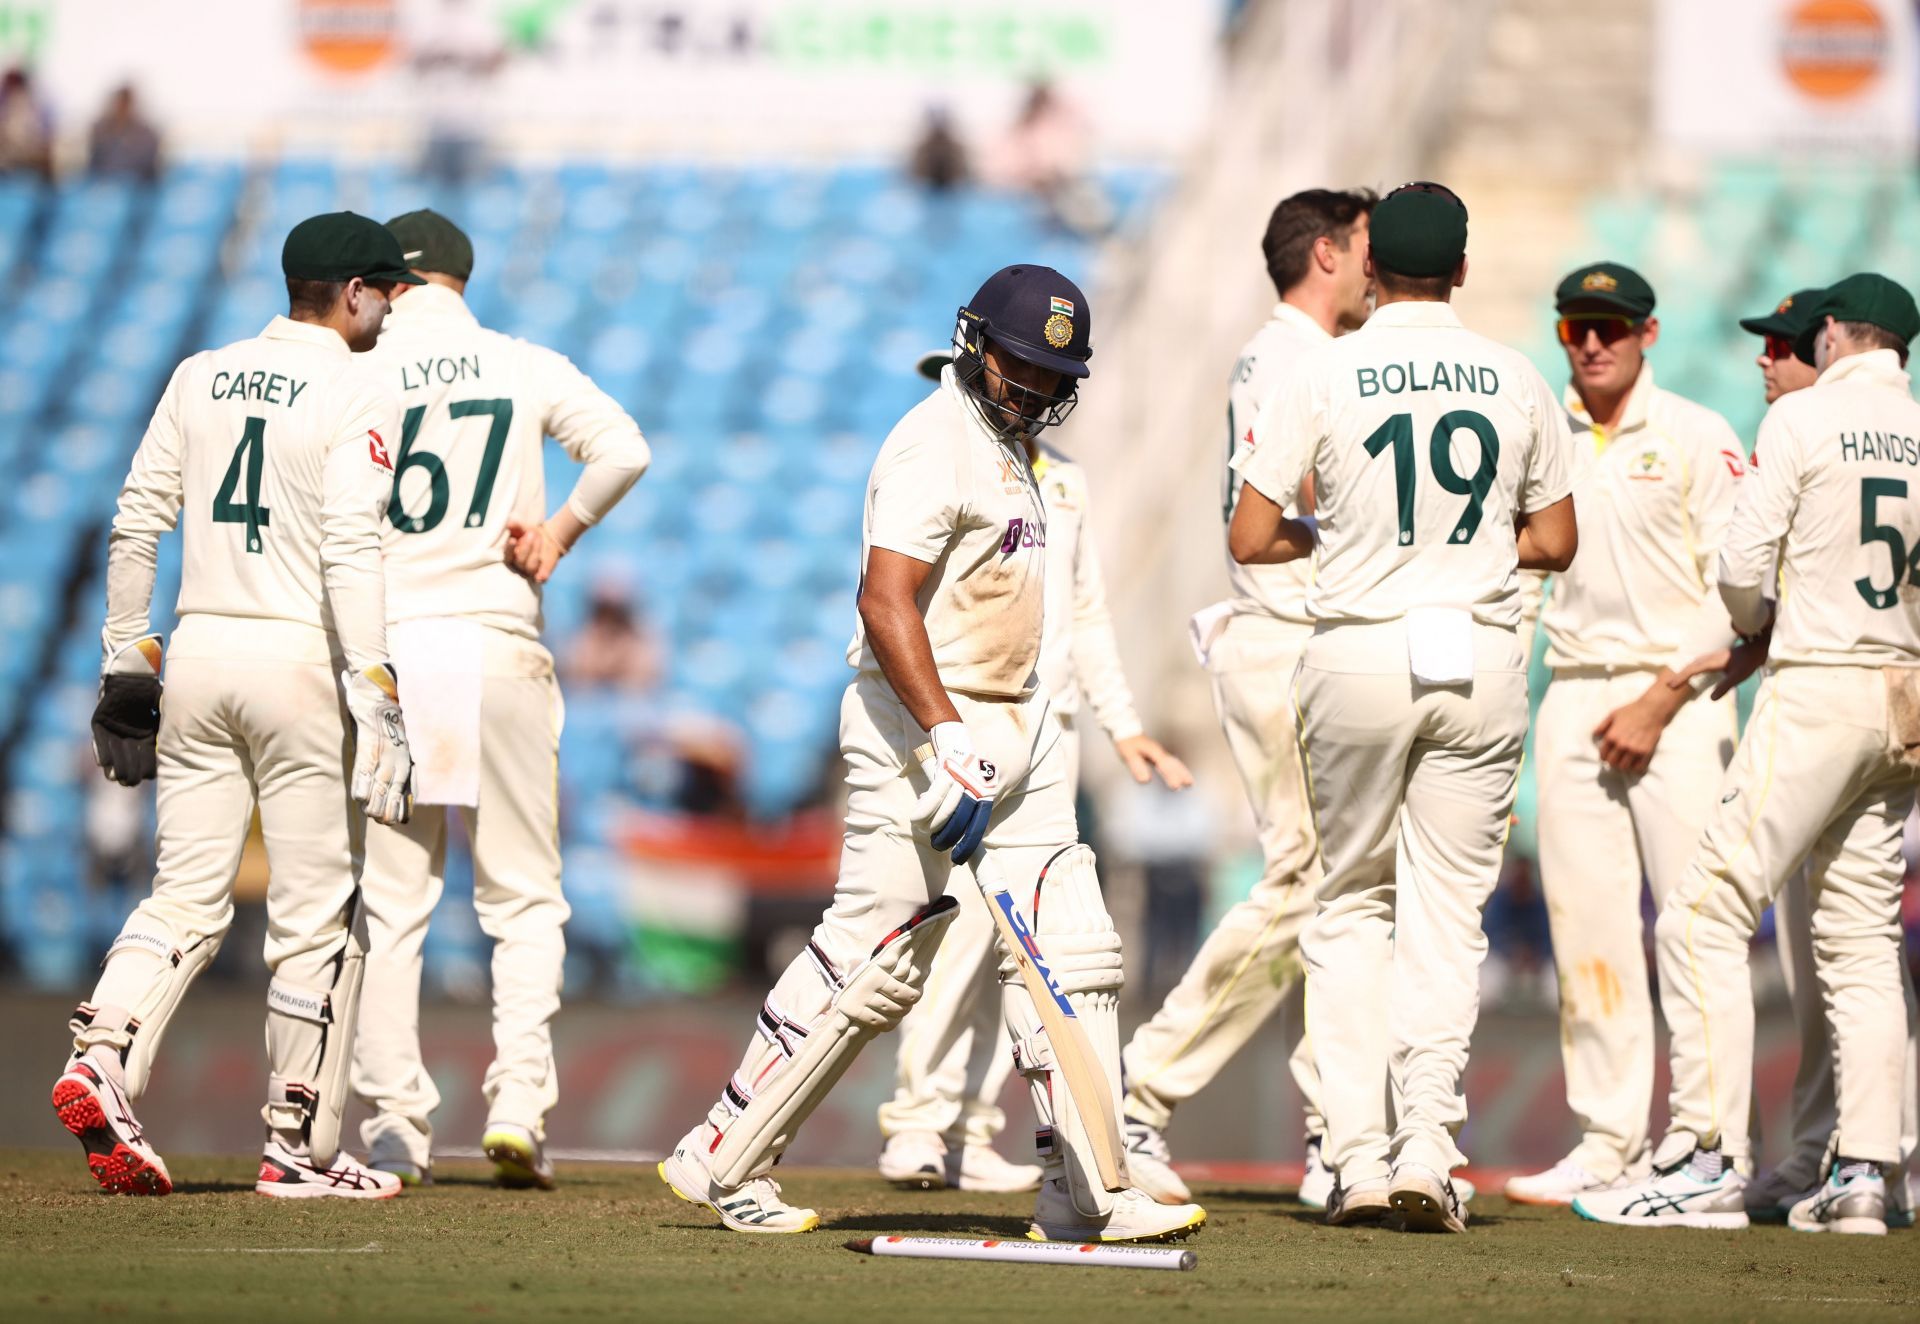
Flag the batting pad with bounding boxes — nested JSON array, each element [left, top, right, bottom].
[[711, 896, 959, 1187], [73, 914, 223, 1098]]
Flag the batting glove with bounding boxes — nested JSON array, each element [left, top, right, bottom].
[[341, 664, 414, 826], [912, 721, 998, 865], [92, 634, 164, 786]]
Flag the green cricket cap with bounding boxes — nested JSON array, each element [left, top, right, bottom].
[[1738, 287, 1824, 342], [1368, 182, 1468, 279], [281, 211, 424, 285], [1793, 272, 1920, 362], [1555, 262, 1655, 318], [386, 208, 474, 280]]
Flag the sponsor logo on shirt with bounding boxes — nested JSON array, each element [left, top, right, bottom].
[[368, 429, 393, 471], [999, 517, 1046, 555]]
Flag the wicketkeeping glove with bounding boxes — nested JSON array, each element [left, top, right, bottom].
[[341, 664, 414, 826], [92, 635, 164, 786], [912, 721, 999, 865]]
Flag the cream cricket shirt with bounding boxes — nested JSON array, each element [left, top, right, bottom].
[[1542, 364, 1747, 671], [104, 316, 400, 671], [847, 367, 1048, 699], [1720, 348, 1920, 667], [1235, 299, 1573, 628], [1223, 303, 1328, 624], [367, 284, 651, 639], [1032, 444, 1142, 739]]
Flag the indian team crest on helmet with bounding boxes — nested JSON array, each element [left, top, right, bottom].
[[1582, 271, 1619, 293], [1044, 295, 1075, 348]]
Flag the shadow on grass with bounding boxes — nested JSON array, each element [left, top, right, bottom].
[[1193, 1187, 1299, 1205], [1267, 1207, 1511, 1230], [169, 1180, 258, 1195], [828, 1212, 1032, 1238]]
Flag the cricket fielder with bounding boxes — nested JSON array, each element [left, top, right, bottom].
[[876, 351, 1192, 1195], [1505, 263, 1748, 1206], [1231, 182, 1577, 1232], [53, 212, 419, 1199], [1120, 188, 1374, 1210], [658, 265, 1205, 1242], [348, 210, 651, 1189], [1575, 274, 1920, 1235]]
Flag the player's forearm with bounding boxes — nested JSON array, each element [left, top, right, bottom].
[[562, 454, 649, 530], [1228, 491, 1314, 565], [1070, 623, 1143, 741], [101, 531, 159, 653], [319, 446, 393, 671], [860, 591, 961, 731], [1717, 578, 1774, 639]]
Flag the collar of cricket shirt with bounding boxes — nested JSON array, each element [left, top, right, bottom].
[[1270, 300, 1333, 342], [388, 281, 478, 325], [1362, 300, 1464, 331], [260, 314, 352, 354], [1565, 359, 1656, 452], [1816, 346, 1912, 393]]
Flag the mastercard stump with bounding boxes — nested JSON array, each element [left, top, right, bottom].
[[845, 1237, 1197, 1271]]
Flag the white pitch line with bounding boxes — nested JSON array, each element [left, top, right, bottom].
[[437, 1146, 662, 1163], [173, 1243, 385, 1255]]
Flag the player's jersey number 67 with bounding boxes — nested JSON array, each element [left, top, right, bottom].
[[388, 397, 514, 535]]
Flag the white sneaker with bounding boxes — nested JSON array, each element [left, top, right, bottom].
[[1745, 1153, 1823, 1224], [51, 1057, 172, 1196], [483, 1122, 556, 1191], [1326, 1175, 1393, 1226], [366, 1123, 432, 1187], [1298, 1135, 1334, 1210], [255, 1139, 402, 1200], [1572, 1148, 1749, 1229], [1453, 1174, 1478, 1204], [658, 1126, 819, 1234], [1894, 1167, 1916, 1229], [1390, 1162, 1468, 1233], [955, 1144, 1043, 1193], [877, 1130, 948, 1190], [1788, 1161, 1888, 1236], [1121, 1117, 1190, 1204], [1504, 1156, 1634, 1206], [1027, 1176, 1206, 1243]]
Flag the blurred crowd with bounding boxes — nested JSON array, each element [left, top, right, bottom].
[[0, 69, 162, 182]]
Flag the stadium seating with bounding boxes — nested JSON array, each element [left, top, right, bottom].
[[0, 161, 1155, 988]]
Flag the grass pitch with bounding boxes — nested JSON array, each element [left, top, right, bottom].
[[3, 1149, 1914, 1322]]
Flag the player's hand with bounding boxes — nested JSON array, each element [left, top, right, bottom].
[[1114, 734, 1193, 790], [341, 664, 414, 826], [504, 518, 568, 585], [92, 634, 164, 786], [911, 723, 999, 865], [1592, 681, 1685, 775], [1668, 626, 1772, 701]]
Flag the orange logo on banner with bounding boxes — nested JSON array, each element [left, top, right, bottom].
[[299, 0, 399, 75], [1780, 0, 1889, 100]]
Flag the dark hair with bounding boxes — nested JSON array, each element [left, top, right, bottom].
[[1836, 320, 1910, 366], [1373, 268, 1456, 300], [1262, 188, 1376, 297], [286, 277, 345, 319]]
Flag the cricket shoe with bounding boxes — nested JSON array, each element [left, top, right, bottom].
[[1893, 1167, 1916, 1229], [1571, 1146, 1748, 1229], [1325, 1175, 1393, 1226], [484, 1122, 556, 1191], [255, 1140, 402, 1200], [1390, 1163, 1468, 1233], [1788, 1161, 1887, 1236], [50, 1057, 171, 1196], [878, 1130, 948, 1190], [1744, 1152, 1823, 1225], [1027, 1177, 1206, 1244], [954, 1143, 1042, 1193], [1298, 1135, 1334, 1210], [658, 1127, 818, 1234], [1121, 1116, 1190, 1204], [1504, 1155, 1637, 1207]]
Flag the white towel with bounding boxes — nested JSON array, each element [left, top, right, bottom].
[[1406, 606, 1474, 688], [388, 618, 486, 807], [1187, 601, 1237, 669]]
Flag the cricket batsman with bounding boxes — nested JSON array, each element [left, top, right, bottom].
[[1231, 182, 1577, 1232], [1505, 263, 1748, 1206], [1576, 274, 1920, 1235], [876, 350, 1193, 1194], [53, 212, 419, 1199], [1119, 187, 1373, 1209], [658, 265, 1206, 1242], [348, 210, 652, 1189]]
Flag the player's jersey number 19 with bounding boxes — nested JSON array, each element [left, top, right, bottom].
[[1363, 408, 1499, 547], [389, 397, 514, 535]]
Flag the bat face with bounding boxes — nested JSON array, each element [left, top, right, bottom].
[[993, 889, 1076, 1019]]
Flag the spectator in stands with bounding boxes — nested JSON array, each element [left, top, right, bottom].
[[981, 81, 1111, 235], [0, 67, 52, 180], [565, 582, 663, 692], [907, 107, 969, 193], [411, 0, 506, 186], [87, 84, 161, 182]]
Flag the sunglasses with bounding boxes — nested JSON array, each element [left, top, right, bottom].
[[1762, 334, 1796, 361], [1556, 314, 1641, 348]]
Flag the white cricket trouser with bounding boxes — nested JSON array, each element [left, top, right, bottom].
[[1533, 668, 1736, 1179], [352, 632, 567, 1160], [87, 618, 359, 1091], [1656, 664, 1919, 1165], [1297, 620, 1529, 1183], [1122, 612, 1321, 1137], [1774, 870, 1919, 1176]]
